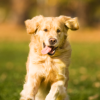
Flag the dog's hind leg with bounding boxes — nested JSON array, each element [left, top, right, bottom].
[[63, 94, 69, 100]]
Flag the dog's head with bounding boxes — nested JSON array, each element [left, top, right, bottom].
[[25, 15, 79, 56]]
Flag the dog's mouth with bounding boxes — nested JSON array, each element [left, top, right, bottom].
[[41, 43, 58, 55]]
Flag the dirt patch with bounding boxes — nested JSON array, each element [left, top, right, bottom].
[[0, 23, 30, 42], [68, 28, 100, 43]]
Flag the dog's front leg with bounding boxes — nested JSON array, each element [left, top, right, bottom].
[[20, 74, 41, 100], [45, 81, 68, 100]]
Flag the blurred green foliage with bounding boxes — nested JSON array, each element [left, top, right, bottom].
[[0, 42, 100, 100], [0, 0, 100, 26]]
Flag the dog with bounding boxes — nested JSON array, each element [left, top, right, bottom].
[[20, 15, 79, 100]]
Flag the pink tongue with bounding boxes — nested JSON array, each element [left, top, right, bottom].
[[41, 46, 52, 54]]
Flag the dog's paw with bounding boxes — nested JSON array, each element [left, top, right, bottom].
[[20, 89, 35, 100], [45, 94, 57, 100], [20, 96, 35, 100]]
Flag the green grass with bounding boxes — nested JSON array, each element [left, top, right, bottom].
[[69, 43, 100, 100], [0, 42, 100, 100]]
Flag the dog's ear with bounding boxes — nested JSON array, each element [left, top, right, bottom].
[[59, 16, 79, 30], [25, 15, 43, 34], [65, 17, 79, 30]]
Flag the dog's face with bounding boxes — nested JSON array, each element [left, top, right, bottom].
[[25, 15, 79, 56]]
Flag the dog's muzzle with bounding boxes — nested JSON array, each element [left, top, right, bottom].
[[41, 42, 58, 55], [49, 38, 57, 45]]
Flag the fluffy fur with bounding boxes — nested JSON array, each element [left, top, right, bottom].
[[20, 15, 79, 100]]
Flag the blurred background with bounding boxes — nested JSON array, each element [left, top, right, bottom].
[[0, 0, 100, 42], [0, 0, 100, 100]]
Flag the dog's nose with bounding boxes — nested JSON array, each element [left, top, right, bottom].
[[49, 38, 57, 45]]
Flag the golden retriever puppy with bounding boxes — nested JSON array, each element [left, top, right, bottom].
[[20, 15, 79, 100]]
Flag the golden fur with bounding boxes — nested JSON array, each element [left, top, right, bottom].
[[20, 15, 79, 100]]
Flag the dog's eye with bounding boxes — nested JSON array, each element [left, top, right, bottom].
[[35, 28, 38, 34], [44, 29, 48, 32], [57, 29, 61, 33]]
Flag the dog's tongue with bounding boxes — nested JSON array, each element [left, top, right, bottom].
[[41, 46, 52, 54]]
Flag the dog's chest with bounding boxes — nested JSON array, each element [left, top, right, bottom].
[[43, 57, 67, 83]]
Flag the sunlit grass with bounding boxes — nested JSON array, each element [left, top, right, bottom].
[[0, 42, 29, 100], [0, 42, 100, 100], [69, 43, 100, 100]]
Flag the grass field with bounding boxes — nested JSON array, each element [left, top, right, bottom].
[[0, 42, 100, 100]]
